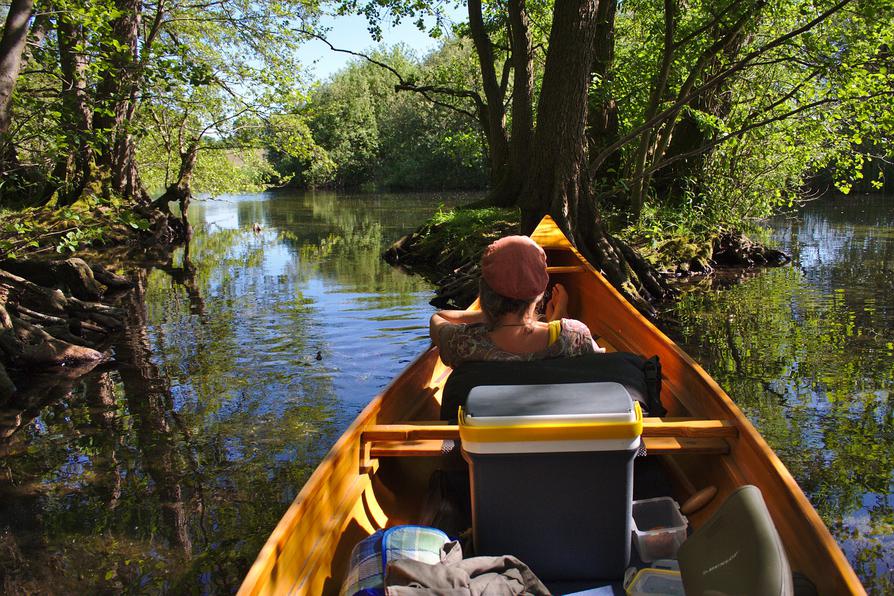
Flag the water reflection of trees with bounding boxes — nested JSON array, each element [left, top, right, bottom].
[[1, 191, 470, 592], [670, 197, 894, 593], [228, 190, 468, 302], [1, 227, 344, 592]]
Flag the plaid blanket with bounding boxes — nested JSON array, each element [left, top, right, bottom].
[[340, 526, 450, 596]]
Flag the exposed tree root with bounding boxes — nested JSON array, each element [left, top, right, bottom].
[[1, 257, 104, 300], [712, 231, 791, 267], [0, 259, 130, 399]]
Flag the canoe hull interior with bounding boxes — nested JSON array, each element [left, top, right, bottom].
[[238, 216, 865, 596]]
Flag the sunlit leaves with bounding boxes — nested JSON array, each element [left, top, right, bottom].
[[283, 42, 487, 189]]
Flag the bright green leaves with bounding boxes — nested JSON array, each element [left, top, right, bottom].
[[280, 42, 486, 190]]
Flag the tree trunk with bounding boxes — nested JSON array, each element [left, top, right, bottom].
[[468, 0, 510, 193], [93, 0, 148, 202], [0, 0, 34, 176], [56, 18, 95, 203], [521, 0, 667, 312], [521, 0, 601, 233], [627, 0, 676, 221], [587, 0, 620, 181], [489, 0, 535, 207], [151, 140, 198, 243], [653, 30, 748, 204]]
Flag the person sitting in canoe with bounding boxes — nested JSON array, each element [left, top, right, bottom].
[[430, 235, 604, 367]]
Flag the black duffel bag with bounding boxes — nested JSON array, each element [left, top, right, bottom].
[[441, 352, 665, 422]]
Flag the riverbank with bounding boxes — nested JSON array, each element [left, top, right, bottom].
[[384, 205, 791, 310], [0, 195, 191, 399]]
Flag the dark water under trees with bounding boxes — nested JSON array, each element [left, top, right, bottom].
[[0, 191, 891, 593]]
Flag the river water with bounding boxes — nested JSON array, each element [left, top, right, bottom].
[[667, 194, 894, 593], [0, 191, 891, 593]]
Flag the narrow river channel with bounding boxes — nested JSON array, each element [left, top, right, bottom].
[[0, 191, 891, 593]]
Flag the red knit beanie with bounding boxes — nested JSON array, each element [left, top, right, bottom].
[[480, 235, 549, 300]]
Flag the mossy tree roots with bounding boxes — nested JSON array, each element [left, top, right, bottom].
[[0, 258, 132, 399]]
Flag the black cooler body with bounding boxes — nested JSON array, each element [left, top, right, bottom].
[[459, 381, 642, 581]]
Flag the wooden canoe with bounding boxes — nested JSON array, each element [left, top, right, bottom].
[[238, 215, 865, 595]]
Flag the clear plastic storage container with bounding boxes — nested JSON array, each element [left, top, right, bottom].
[[631, 497, 688, 562], [624, 568, 684, 595]]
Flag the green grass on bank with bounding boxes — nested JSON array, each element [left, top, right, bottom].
[[420, 206, 521, 265], [415, 203, 776, 275], [0, 196, 150, 260]]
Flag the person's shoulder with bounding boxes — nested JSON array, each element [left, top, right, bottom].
[[441, 322, 485, 337], [438, 322, 486, 351], [438, 322, 488, 367], [560, 318, 593, 337]]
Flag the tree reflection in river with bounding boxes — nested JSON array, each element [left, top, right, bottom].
[[668, 194, 894, 594], [0, 191, 470, 593]]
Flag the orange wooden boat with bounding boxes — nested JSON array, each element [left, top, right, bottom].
[[238, 215, 865, 595]]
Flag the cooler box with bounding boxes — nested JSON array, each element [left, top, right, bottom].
[[459, 381, 642, 580]]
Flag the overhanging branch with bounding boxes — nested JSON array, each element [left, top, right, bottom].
[[293, 27, 484, 120], [588, 0, 855, 179], [643, 90, 894, 178]]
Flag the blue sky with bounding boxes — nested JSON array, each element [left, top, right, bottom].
[[300, 6, 467, 82]]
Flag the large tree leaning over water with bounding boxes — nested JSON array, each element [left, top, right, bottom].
[[478, 0, 870, 310], [340, 0, 890, 311]]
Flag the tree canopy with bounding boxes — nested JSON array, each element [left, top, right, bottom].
[[326, 0, 894, 309], [0, 0, 892, 304], [0, 0, 320, 208]]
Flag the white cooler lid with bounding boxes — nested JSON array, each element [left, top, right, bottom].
[[460, 382, 642, 453], [464, 382, 635, 426]]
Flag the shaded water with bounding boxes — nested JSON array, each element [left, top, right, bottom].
[[666, 194, 894, 593], [0, 191, 891, 593]]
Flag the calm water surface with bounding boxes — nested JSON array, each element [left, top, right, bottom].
[[0, 191, 469, 593], [0, 191, 891, 593], [666, 194, 894, 593]]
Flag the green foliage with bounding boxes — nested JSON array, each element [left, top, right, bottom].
[[279, 42, 488, 190], [4, 0, 323, 207], [0, 196, 149, 259], [138, 141, 277, 196], [603, 0, 894, 239], [417, 205, 520, 263]]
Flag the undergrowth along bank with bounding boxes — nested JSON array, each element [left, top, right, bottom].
[[385, 204, 790, 309]]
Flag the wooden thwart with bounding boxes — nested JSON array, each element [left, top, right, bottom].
[[642, 436, 730, 455], [367, 436, 729, 458], [361, 417, 735, 459], [641, 418, 736, 438], [370, 440, 450, 458], [362, 417, 735, 442]]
